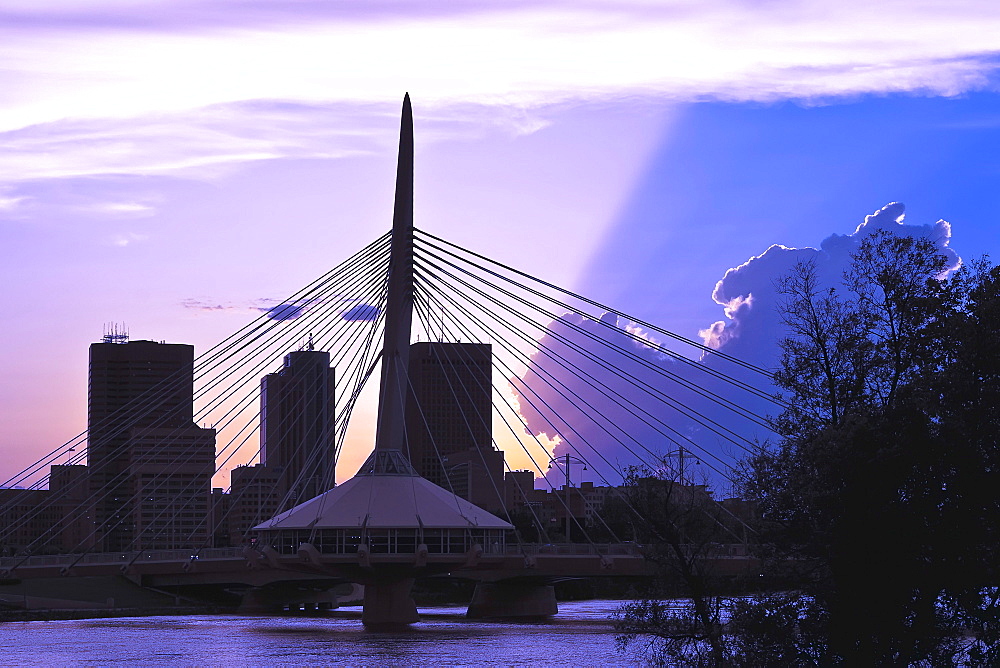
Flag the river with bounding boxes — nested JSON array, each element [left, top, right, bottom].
[[0, 600, 644, 666]]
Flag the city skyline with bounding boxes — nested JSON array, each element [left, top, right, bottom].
[[3, 1, 1000, 485]]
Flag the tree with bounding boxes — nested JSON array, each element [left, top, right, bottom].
[[741, 231, 1000, 664], [612, 459, 752, 666]]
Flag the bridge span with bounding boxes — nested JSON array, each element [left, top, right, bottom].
[[0, 542, 759, 619], [1, 542, 649, 581]]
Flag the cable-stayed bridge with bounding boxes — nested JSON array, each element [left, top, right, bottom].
[[0, 96, 775, 625]]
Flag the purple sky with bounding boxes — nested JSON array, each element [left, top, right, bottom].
[[2, 1, 1000, 486]]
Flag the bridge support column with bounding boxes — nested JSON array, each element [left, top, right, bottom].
[[362, 578, 418, 627], [237, 587, 285, 615], [466, 582, 558, 619]]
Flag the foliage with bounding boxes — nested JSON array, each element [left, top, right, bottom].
[[611, 460, 749, 666], [725, 593, 829, 666], [741, 229, 1000, 664]]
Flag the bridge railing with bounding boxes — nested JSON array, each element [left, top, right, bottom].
[[0, 547, 247, 570], [0, 554, 77, 568], [506, 543, 644, 556]]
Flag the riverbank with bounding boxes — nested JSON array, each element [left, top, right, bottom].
[[0, 605, 218, 623]]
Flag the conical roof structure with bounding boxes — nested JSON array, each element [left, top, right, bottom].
[[254, 95, 512, 536], [255, 452, 510, 530]]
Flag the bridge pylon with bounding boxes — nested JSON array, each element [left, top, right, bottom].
[[251, 94, 514, 627]]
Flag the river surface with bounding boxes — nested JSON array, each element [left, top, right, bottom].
[[0, 600, 644, 666]]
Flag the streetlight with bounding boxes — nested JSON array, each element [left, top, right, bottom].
[[547, 454, 587, 543], [664, 446, 700, 486], [441, 456, 495, 507], [441, 459, 471, 497]]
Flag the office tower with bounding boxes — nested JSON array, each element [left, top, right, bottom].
[[503, 469, 538, 511], [228, 464, 284, 545], [260, 349, 336, 509], [405, 342, 503, 510], [88, 337, 216, 552], [127, 422, 216, 550], [0, 488, 60, 556], [209, 487, 230, 548], [49, 464, 90, 552]]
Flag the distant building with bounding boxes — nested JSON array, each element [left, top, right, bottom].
[[578, 481, 619, 525], [209, 487, 230, 548], [503, 470, 538, 510], [502, 472, 626, 542], [229, 464, 284, 545], [128, 425, 216, 550], [260, 349, 336, 509], [441, 447, 505, 513], [87, 338, 216, 552], [405, 342, 503, 509], [0, 465, 92, 556], [49, 464, 90, 552], [0, 488, 60, 556]]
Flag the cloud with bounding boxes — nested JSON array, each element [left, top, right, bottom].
[[107, 231, 148, 247], [0, 174, 169, 222], [0, 195, 27, 211], [703, 202, 960, 367], [183, 296, 324, 319], [262, 302, 308, 321], [1, 1, 999, 183], [513, 310, 764, 491], [340, 303, 381, 322], [181, 295, 379, 322], [514, 202, 962, 490], [259, 296, 381, 321], [180, 298, 251, 313], [0, 99, 550, 183], [89, 201, 156, 216]]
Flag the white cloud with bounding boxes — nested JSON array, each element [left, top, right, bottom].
[[89, 201, 156, 216], [1, 1, 998, 181], [514, 203, 964, 486], [0, 99, 550, 181], [107, 231, 148, 246], [0, 195, 28, 211], [703, 203, 960, 366]]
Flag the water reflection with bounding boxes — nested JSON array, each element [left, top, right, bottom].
[[0, 600, 640, 666]]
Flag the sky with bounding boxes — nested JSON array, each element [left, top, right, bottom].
[[2, 0, 999, 489]]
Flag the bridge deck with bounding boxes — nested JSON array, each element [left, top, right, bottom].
[[1, 543, 761, 584]]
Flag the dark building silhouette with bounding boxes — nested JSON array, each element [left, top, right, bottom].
[[127, 424, 216, 550], [209, 487, 230, 548], [228, 463, 284, 545], [49, 464, 90, 552], [503, 469, 537, 510], [87, 338, 216, 552], [260, 349, 336, 509], [405, 342, 503, 510], [0, 488, 60, 556]]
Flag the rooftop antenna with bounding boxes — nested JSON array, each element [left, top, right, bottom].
[[102, 322, 129, 344]]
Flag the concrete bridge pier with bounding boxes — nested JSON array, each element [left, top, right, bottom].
[[362, 577, 419, 627], [466, 582, 558, 619], [236, 587, 287, 615]]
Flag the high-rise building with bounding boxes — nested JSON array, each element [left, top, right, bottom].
[[127, 424, 216, 550], [87, 338, 216, 552], [49, 464, 90, 552], [260, 349, 336, 509], [228, 464, 284, 545], [404, 342, 503, 509], [0, 488, 60, 556], [209, 487, 231, 548]]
